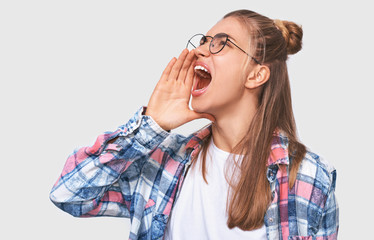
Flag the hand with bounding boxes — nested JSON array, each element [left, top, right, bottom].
[[145, 49, 215, 131]]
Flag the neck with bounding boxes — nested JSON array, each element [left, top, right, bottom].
[[211, 95, 258, 154]]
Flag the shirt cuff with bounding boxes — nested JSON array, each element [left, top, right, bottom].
[[117, 106, 170, 149]]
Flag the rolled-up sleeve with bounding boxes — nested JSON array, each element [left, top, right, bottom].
[[49, 106, 170, 218]]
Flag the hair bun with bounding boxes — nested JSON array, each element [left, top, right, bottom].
[[273, 19, 303, 55]]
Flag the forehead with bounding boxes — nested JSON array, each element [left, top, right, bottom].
[[206, 17, 249, 43]]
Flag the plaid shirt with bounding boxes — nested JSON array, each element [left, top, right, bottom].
[[50, 107, 339, 240]]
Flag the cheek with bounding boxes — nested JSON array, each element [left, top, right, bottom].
[[191, 56, 247, 111], [214, 63, 246, 91], [214, 55, 247, 81]]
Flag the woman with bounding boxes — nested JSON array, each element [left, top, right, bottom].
[[50, 9, 339, 240]]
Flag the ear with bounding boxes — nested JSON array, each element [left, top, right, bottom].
[[244, 65, 270, 89]]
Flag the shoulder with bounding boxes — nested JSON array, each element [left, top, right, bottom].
[[275, 131, 337, 191], [154, 124, 211, 163], [296, 149, 337, 197], [158, 132, 192, 154]]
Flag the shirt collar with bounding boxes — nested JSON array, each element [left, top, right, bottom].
[[185, 124, 211, 146], [267, 130, 289, 166]]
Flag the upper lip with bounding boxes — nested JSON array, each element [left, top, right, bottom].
[[194, 61, 211, 74]]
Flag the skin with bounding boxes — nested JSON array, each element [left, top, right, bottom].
[[145, 17, 270, 153]]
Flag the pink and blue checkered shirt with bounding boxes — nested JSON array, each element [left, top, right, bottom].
[[50, 107, 339, 240]]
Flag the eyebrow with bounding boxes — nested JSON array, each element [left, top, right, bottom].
[[207, 32, 238, 42], [215, 32, 239, 44], [225, 33, 237, 42]]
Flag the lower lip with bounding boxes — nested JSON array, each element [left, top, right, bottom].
[[192, 86, 209, 97]]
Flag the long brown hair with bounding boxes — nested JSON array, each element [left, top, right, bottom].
[[191, 9, 306, 230]]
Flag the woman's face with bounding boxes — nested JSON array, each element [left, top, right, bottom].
[[191, 17, 256, 116]]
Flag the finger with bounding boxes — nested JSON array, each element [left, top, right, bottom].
[[184, 58, 196, 87], [169, 49, 189, 80], [177, 50, 196, 81], [160, 57, 177, 82]]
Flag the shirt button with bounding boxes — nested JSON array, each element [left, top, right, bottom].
[[269, 218, 273, 223]]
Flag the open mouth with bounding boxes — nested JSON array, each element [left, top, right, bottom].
[[193, 64, 212, 95]]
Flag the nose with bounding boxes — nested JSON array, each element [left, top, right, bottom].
[[194, 42, 211, 58]]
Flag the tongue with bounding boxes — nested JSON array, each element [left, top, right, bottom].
[[197, 77, 211, 90]]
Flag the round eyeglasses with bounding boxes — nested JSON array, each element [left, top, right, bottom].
[[186, 33, 262, 65]]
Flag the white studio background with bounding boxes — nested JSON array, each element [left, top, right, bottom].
[[0, 0, 372, 239]]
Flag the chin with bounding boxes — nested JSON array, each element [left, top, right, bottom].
[[191, 97, 214, 115], [191, 97, 206, 113]]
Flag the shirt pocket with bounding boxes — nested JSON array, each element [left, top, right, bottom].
[[151, 213, 169, 240]]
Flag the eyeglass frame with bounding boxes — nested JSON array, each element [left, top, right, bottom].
[[186, 33, 262, 65]]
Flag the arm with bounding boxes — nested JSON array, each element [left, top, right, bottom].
[[49, 106, 170, 218], [50, 49, 214, 219]]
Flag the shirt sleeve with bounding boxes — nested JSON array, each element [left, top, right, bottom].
[[315, 169, 339, 239], [49, 106, 170, 218]]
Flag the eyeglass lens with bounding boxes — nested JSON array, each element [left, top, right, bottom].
[[186, 33, 228, 54]]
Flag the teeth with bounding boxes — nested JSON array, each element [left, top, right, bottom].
[[194, 65, 209, 73]]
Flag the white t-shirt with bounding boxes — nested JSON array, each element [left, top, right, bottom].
[[164, 138, 267, 240]]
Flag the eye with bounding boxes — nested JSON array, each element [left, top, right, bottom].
[[211, 38, 226, 49], [218, 40, 226, 47]]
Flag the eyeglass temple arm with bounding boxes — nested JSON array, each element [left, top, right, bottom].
[[228, 39, 262, 65], [187, 41, 197, 49]]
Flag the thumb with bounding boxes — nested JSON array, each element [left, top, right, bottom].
[[187, 110, 216, 123]]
